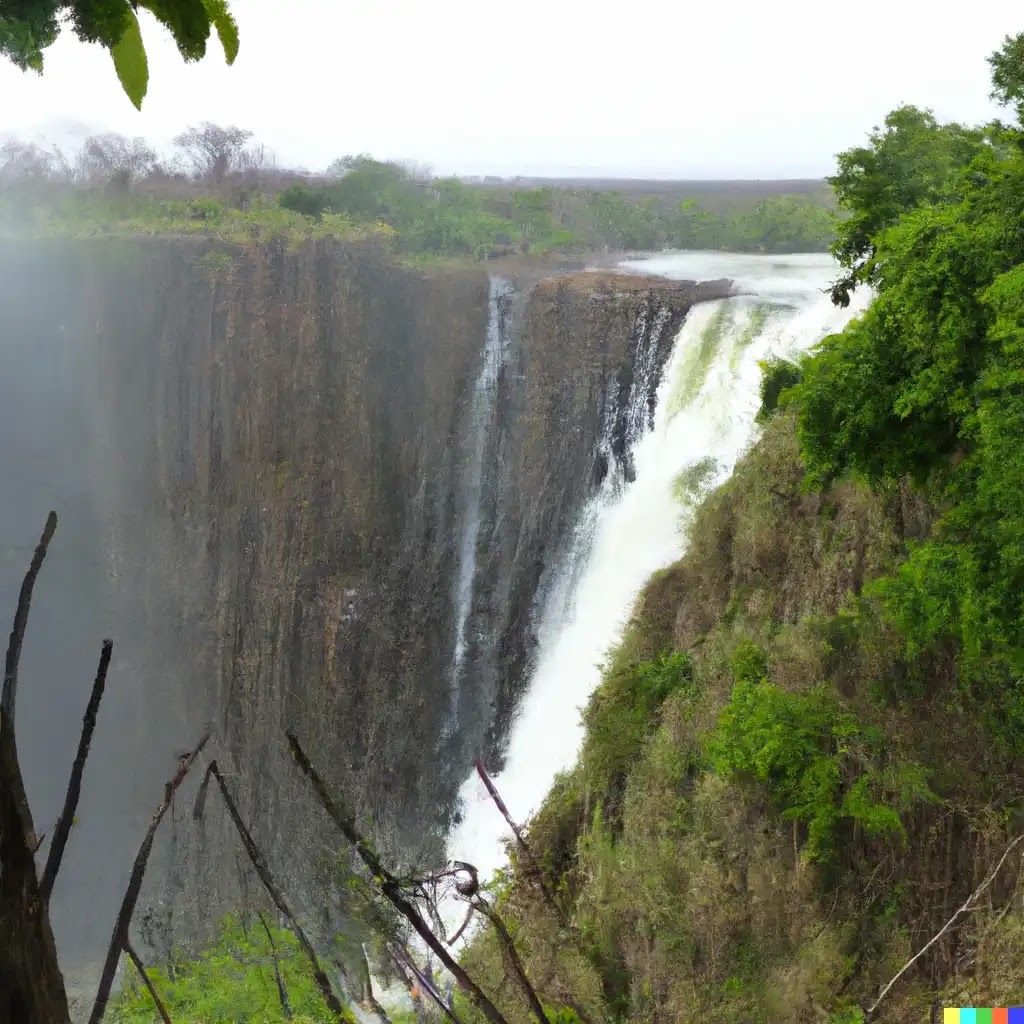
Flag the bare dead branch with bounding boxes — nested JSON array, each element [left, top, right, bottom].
[[40, 639, 113, 900], [124, 940, 173, 1024], [471, 896, 549, 1024], [204, 759, 347, 1020], [287, 731, 510, 1024], [2, 510, 57, 728], [192, 757, 213, 821], [389, 942, 464, 1024], [448, 905, 475, 946], [258, 911, 293, 1020], [88, 731, 210, 1024], [475, 761, 566, 926], [359, 942, 392, 1024], [0, 512, 70, 1024], [868, 831, 1024, 1016]]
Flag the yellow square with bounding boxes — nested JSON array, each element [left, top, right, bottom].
[[944, 1010, 960, 1024]]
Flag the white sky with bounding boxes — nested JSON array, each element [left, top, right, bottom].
[[0, 0, 1018, 178]]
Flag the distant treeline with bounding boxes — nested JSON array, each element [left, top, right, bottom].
[[280, 157, 837, 258], [0, 127, 836, 258]]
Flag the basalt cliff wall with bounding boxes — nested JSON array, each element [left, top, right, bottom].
[[0, 237, 728, 971]]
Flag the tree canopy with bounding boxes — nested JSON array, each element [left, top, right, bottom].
[[0, 0, 238, 108], [788, 31, 1024, 746]]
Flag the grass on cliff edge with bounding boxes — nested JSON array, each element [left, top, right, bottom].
[[0, 192, 394, 249]]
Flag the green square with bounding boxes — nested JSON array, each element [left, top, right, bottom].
[[978, 1010, 993, 1024]]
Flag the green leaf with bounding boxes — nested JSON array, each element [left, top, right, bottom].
[[203, 0, 239, 64], [111, 9, 148, 110]]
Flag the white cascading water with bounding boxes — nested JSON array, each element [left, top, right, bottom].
[[445, 251, 871, 895], [447, 277, 511, 732]]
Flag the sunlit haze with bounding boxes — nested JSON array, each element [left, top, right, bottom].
[[0, 0, 1016, 177]]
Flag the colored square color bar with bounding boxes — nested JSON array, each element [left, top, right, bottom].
[[944, 1012, 1024, 1024]]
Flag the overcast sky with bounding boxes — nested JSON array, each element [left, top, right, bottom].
[[0, 0, 1018, 178]]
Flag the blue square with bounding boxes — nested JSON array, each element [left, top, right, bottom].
[[1008, 1009, 1024, 1024], [961, 1010, 976, 1024]]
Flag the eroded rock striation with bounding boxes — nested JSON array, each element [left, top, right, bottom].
[[0, 238, 729, 966]]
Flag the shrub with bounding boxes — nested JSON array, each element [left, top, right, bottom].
[[756, 355, 804, 423], [706, 645, 925, 861], [279, 182, 331, 219], [581, 650, 694, 804]]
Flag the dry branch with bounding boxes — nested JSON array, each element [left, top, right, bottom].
[[471, 896, 549, 1024], [867, 831, 1024, 1016], [447, 904, 475, 946], [124, 940, 173, 1024], [287, 731, 510, 1024], [202, 759, 347, 1020], [475, 761, 566, 927], [0, 511, 71, 1024], [359, 942, 391, 1024], [88, 731, 210, 1024], [259, 911, 293, 1020], [389, 942, 464, 1024], [40, 639, 113, 900], [2, 510, 57, 729]]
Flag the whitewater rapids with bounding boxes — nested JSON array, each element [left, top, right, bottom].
[[443, 251, 871, 901]]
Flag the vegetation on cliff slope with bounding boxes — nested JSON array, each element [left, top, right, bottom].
[[110, 917, 345, 1023], [452, 31, 1024, 1023]]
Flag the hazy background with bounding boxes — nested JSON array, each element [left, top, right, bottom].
[[0, 0, 1016, 178]]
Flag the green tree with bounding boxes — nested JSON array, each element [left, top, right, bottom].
[[791, 31, 1024, 747], [827, 105, 984, 305], [989, 32, 1024, 124], [321, 157, 421, 225], [0, 0, 238, 108]]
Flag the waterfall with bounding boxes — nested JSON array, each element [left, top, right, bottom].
[[595, 300, 674, 486], [445, 252, 871, 891], [447, 276, 511, 733]]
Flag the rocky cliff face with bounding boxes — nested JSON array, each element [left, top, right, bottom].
[[0, 238, 728, 970]]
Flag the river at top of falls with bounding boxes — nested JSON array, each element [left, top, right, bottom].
[[444, 251, 872, 902]]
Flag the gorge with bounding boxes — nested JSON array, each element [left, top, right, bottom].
[[0, 237, 729, 988]]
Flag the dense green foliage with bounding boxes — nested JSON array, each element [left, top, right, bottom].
[[581, 649, 694, 806], [792, 32, 1024, 749], [110, 916, 353, 1023], [0, 0, 237, 107], [706, 643, 924, 862], [756, 354, 804, 422], [279, 161, 837, 258]]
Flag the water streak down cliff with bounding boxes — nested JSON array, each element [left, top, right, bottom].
[[0, 237, 729, 968]]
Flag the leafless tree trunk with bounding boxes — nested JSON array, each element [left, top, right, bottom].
[[389, 942, 465, 1024], [0, 512, 71, 1024], [868, 832, 1024, 1016]]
